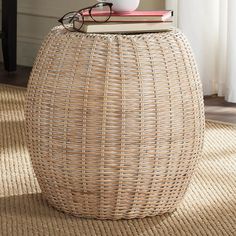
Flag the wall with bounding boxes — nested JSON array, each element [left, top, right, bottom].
[[0, 0, 164, 66]]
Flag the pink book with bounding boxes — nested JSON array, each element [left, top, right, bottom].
[[83, 10, 173, 22]]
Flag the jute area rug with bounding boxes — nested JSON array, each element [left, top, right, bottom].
[[0, 84, 236, 236]]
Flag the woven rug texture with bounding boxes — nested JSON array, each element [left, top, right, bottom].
[[0, 84, 236, 236]]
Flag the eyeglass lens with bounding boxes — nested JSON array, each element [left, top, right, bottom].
[[90, 3, 112, 22], [61, 12, 82, 31]]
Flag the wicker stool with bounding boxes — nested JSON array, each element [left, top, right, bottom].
[[25, 26, 205, 220]]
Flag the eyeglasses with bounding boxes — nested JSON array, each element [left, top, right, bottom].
[[58, 2, 113, 32]]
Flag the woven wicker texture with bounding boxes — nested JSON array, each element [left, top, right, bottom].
[[25, 26, 205, 220], [2, 84, 236, 235]]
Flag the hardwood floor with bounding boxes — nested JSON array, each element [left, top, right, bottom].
[[1, 63, 236, 124], [0, 63, 31, 87], [204, 96, 236, 124]]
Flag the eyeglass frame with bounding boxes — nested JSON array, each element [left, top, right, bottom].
[[58, 2, 113, 32]]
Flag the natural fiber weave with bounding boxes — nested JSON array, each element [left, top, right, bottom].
[[25, 26, 205, 219], [1, 84, 236, 235]]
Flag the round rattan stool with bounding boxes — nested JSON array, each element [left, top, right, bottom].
[[25, 26, 205, 220]]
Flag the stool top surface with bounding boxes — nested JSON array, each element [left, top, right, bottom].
[[51, 25, 180, 41]]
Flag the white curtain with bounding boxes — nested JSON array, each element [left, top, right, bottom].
[[166, 0, 236, 102]]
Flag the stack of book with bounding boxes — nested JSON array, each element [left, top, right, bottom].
[[80, 10, 173, 33]]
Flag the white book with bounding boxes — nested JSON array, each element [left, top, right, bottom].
[[79, 22, 173, 33]]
